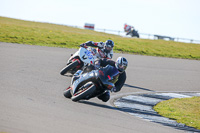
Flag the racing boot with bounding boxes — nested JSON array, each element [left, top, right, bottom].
[[97, 91, 110, 102]]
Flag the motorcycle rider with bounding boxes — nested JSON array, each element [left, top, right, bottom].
[[94, 57, 128, 102], [124, 23, 132, 33], [73, 56, 128, 102], [80, 40, 114, 59]]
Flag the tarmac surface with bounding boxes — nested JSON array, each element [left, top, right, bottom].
[[0, 42, 200, 133]]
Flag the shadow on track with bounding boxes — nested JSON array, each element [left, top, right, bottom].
[[124, 84, 154, 92], [79, 101, 116, 110], [62, 74, 73, 77], [79, 98, 200, 133]]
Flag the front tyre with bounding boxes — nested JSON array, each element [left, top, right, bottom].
[[71, 82, 96, 102], [60, 60, 79, 75], [63, 87, 72, 98]]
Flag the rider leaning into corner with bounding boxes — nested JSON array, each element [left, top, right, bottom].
[[96, 57, 128, 102], [80, 40, 114, 59], [78, 57, 128, 102]]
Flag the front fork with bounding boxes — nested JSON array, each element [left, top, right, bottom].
[[71, 70, 83, 84]]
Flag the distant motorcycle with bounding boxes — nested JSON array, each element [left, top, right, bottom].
[[60, 47, 97, 75], [63, 65, 119, 102], [126, 28, 140, 38]]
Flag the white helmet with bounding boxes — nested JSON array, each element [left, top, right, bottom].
[[115, 57, 128, 73]]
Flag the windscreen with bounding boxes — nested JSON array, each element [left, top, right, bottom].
[[99, 65, 119, 85]]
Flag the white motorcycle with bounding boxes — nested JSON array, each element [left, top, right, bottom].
[[60, 47, 97, 75]]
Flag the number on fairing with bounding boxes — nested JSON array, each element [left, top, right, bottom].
[[83, 51, 93, 60], [82, 55, 87, 60]]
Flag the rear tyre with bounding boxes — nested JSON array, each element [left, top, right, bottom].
[[63, 87, 72, 98], [71, 82, 96, 102], [136, 33, 139, 38], [60, 60, 79, 75]]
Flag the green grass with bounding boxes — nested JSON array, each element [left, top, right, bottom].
[[154, 96, 200, 129], [1, 16, 200, 60]]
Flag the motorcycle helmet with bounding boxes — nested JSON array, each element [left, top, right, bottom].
[[104, 40, 114, 53], [115, 57, 128, 73]]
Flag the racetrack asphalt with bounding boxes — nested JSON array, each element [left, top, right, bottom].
[[0, 42, 200, 133]]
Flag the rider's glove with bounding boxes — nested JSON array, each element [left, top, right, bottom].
[[110, 86, 117, 92], [80, 43, 88, 48]]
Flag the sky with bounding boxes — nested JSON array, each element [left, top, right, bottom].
[[1, 0, 200, 41]]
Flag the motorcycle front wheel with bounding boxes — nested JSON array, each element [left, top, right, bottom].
[[63, 87, 72, 98], [71, 82, 96, 102], [60, 60, 79, 75]]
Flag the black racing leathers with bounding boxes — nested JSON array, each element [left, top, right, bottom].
[[98, 58, 126, 92], [83, 41, 103, 48]]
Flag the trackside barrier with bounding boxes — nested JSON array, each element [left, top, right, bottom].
[[95, 28, 200, 44], [68, 25, 200, 44], [84, 23, 94, 30]]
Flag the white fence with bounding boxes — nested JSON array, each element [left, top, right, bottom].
[[94, 28, 200, 44], [70, 25, 200, 44]]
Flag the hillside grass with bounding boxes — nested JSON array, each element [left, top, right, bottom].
[[0, 16, 200, 60], [154, 96, 200, 129]]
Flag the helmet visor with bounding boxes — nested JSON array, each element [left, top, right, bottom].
[[117, 64, 127, 72], [106, 46, 112, 51], [104, 46, 112, 53]]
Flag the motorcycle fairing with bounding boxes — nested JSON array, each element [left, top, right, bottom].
[[71, 70, 97, 94], [79, 47, 95, 64], [98, 65, 119, 90]]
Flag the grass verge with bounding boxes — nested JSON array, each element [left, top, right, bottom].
[[1, 16, 200, 60], [154, 96, 200, 129]]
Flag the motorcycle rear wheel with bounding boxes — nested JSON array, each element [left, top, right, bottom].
[[71, 82, 96, 102], [60, 60, 79, 75]]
